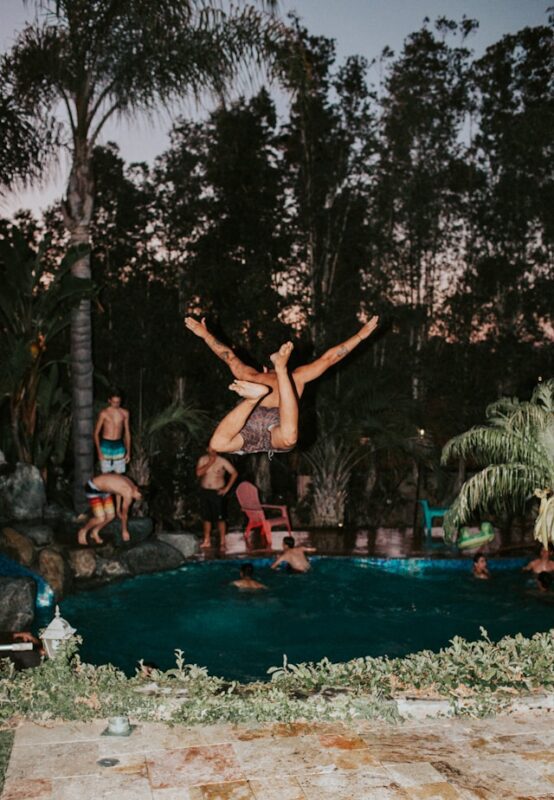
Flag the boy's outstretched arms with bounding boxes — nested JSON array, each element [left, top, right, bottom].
[[292, 315, 379, 386], [184, 316, 259, 380]]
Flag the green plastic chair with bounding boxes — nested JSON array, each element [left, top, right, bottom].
[[418, 499, 449, 538]]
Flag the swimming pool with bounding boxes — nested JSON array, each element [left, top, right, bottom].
[[57, 557, 553, 682]]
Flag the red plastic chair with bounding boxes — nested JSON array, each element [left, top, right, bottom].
[[235, 481, 291, 549]]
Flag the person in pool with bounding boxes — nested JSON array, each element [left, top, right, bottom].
[[536, 572, 553, 593], [271, 536, 316, 573], [523, 546, 554, 575], [472, 552, 490, 580], [231, 562, 267, 590]]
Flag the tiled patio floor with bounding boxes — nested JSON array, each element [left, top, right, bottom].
[[2, 710, 554, 799]]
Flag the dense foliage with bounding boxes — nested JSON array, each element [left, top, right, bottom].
[[2, 630, 554, 724], [0, 13, 552, 526], [442, 380, 554, 543]]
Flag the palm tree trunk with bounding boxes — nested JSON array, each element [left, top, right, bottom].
[[64, 146, 95, 512]]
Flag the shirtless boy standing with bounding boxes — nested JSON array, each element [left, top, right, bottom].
[[94, 388, 131, 475], [196, 447, 238, 550], [271, 536, 316, 573]]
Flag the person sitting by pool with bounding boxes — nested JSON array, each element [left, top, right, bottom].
[[231, 562, 267, 590], [271, 536, 316, 573], [472, 552, 490, 580], [523, 546, 554, 575], [78, 474, 142, 546], [0, 631, 43, 670]]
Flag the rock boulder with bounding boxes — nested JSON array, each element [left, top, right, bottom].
[[68, 549, 97, 578], [95, 557, 130, 579], [157, 532, 199, 559], [12, 520, 54, 546], [120, 540, 184, 576], [0, 463, 46, 521], [0, 527, 35, 567], [0, 577, 36, 630], [38, 548, 72, 599], [99, 516, 154, 547]]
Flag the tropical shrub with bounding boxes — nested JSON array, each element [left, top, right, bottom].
[[441, 380, 554, 544]]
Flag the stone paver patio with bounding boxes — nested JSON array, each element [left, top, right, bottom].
[[2, 710, 554, 799]]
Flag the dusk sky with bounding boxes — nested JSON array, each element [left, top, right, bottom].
[[1, 0, 549, 215]]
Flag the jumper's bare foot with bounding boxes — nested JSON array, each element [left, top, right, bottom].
[[270, 341, 293, 370], [122, 530, 130, 543], [91, 533, 103, 545], [229, 380, 270, 400], [77, 528, 88, 546], [200, 541, 212, 549]]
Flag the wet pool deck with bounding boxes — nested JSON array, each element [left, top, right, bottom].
[[3, 709, 554, 799], [202, 527, 534, 561]]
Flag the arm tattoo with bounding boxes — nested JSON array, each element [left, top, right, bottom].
[[207, 334, 233, 363], [336, 344, 349, 358]]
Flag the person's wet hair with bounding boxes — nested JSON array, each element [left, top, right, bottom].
[[283, 536, 295, 549], [108, 386, 123, 400], [473, 552, 486, 563], [240, 562, 254, 577]]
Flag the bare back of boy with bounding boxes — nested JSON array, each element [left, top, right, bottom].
[[272, 547, 315, 573]]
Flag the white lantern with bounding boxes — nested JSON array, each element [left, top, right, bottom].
[[40, 606, 76, 659]]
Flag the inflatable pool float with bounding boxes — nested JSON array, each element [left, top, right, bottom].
[[457, 521, 495, 550]]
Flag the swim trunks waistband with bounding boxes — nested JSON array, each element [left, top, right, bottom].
[[100, 438, 126, 459]]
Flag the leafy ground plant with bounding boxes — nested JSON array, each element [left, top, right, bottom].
[[1, 631, 553, 725], [0, 729, 14, 794]]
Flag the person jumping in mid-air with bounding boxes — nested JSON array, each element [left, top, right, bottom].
[[185, 314, 379, 456]]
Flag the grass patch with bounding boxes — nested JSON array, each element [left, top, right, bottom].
[[0, 729, 14, 794]]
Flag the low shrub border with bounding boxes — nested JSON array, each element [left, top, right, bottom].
[[1, 628, 553, 725]]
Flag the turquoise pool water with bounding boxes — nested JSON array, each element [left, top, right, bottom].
[[57, 557, 554, 682]]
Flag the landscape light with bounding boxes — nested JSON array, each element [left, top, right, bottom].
[[40, 606, 76, 659]]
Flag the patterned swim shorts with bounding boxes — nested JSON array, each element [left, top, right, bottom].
[[100, 438, 126, 474], [233, 406, 293, 456]]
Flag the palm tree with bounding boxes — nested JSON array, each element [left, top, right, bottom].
[[0, 220, 90, 464], [441, 381, 554, 545], [1, 0, 282, 510]]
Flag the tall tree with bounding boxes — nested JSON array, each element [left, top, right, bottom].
[[460, 20, 554, 364], [1, 0, 282, 509], [373, 18, 476, 399], [279, 20, 377, 350]]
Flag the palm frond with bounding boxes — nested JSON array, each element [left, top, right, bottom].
[[441, 426, 550, 473], [443, 463, 549, 541], [442, 380, 554, 543], [141, 400, 210, 449]]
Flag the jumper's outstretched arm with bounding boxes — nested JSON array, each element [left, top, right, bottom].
[[292, 315, 379, 386], [184, 316, 259, 380]]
